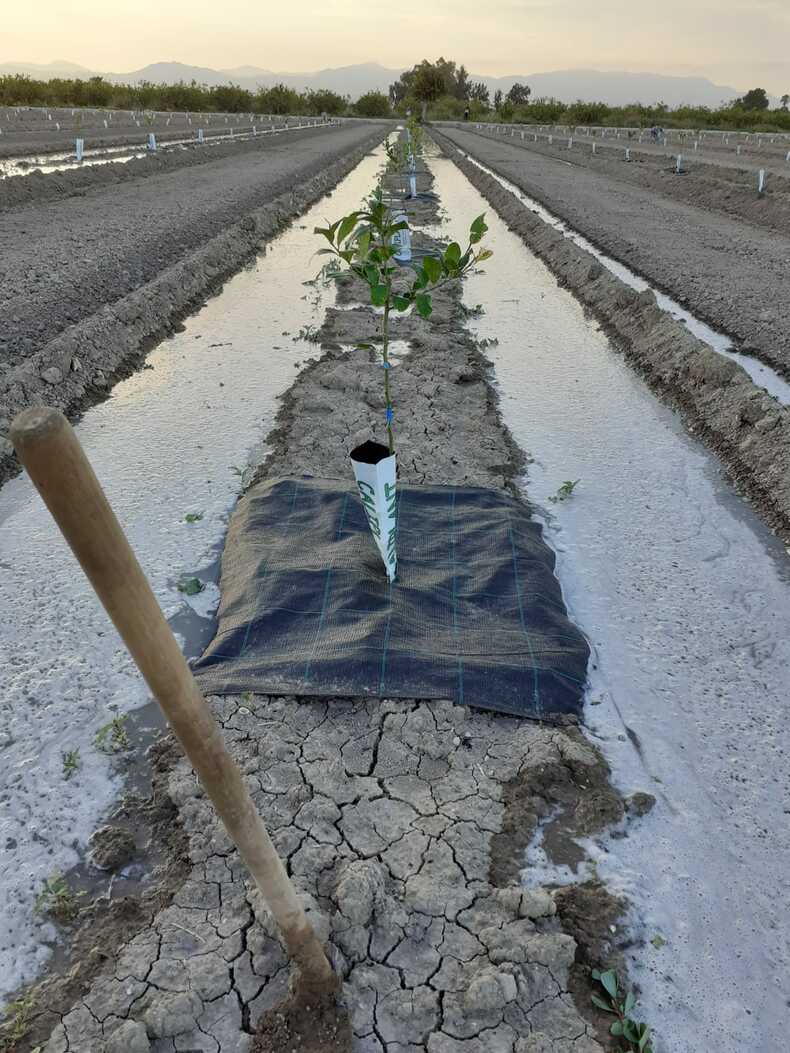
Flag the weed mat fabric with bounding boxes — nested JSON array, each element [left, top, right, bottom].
[[193, 478, 588, 717]]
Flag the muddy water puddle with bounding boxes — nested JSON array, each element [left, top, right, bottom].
[[427, 149, 790, 1052], [0, 143, 386, 999]]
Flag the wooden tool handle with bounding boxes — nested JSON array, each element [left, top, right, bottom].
[[10, 407, 332, 984]]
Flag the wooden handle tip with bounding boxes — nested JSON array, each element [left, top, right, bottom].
[[10, 407, 68, 453]]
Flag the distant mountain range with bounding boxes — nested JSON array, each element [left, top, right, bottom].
[[0, 59, 761, 107]]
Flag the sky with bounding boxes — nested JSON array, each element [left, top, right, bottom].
[[4, 0, 789, 94]]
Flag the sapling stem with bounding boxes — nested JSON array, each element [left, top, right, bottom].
[[314, 163, 492, 458], [382, 286, 395, 454]]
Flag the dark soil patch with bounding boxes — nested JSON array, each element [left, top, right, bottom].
[[488, 726, 625, 887], [252, 981, 353, 1053], [554, 881, 629, 1049], [1, 738, 190, 1053]]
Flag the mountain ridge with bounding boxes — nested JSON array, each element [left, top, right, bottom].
[[0, 59, 761, 107]]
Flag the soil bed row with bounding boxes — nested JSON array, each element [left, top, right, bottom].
[[8, 137, 641, 1053], [0, 123, 384, 486], [0, 123, 340, 212], [431, 127, 790, 544], [436, 124, 790, 380], [455, 122, 790, 230]]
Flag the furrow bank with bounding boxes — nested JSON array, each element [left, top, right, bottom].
[[432, 128, 790, 543], [0, 123, 384, 485], [435, 124, 790, 378], [0, 122, 340, 211], [13, 141, 642, 1053], [442, 122, 790, 233]]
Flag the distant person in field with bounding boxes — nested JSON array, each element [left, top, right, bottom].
[[464, 107, 470, 121]]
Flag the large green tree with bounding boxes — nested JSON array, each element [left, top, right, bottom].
[[354, 91, 391, 117], [389, 58, 475, 117], [739, 87, 769, 110], [505, 82, 531, 106]]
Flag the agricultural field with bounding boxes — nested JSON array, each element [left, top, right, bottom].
[[0, 105, 331, 163], [1, 100, 789, 1053]]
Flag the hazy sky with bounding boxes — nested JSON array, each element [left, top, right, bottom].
[[5, 0, 789, 93]]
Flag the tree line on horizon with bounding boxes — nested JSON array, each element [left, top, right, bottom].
[[1, 61, 788, 132]]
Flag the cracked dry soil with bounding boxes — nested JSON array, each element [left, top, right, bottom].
[[19, 146, 640, 1053]]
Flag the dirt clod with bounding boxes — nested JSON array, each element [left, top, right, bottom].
[[88, 825, 136, 871], [252, 981, 353, 1053]]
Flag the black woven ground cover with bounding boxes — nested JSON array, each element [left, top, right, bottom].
[[193, 477, 589, 718]]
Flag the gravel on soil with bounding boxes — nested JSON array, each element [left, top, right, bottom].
[[437, 124, 790, 379]]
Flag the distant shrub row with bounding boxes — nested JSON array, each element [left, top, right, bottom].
[[0, 73, 393, 119], [3, 72, 788, 133], [425, 93, 790, 133]]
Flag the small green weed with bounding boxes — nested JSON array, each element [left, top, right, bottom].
[[0, 994, 35, 1049], [34, 872, 82, 923], [591, 969, 654, 1052], [460, 302, 485, 317], [61, 749, 81, 780], [478, 336, 499, 349], [184, 512, 204, 523], [177, 576, 206, 596], [549, 479, 580, 503], [296, 323, 321, 342], [94, 715, 130, 753]]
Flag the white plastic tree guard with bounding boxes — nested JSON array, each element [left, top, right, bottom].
[[350, 443, 398, 582]]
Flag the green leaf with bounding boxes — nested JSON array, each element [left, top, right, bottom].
[[370, 284, 388, 307], [639, 1028, 652, 1052], [357, 230, 371, 257], [364, 263, 379, 285], [355, 343, 374, 351], [591, 995, 613, 1013], [470, 213, 488, 237], [476, 249, 493, 263], [622, 1019, 640, 1043], [415, 293, 433, 319], [392, 295, 410, 312], [444, 241, 462, 268], [336, 213, 359, 245], [184, 513, 203, 524], [599, 970, 618, 999], [423, 255, 442, 283], [591, 969, 602, 981], [178, 577, 205, 596], [610, 1021, 623, 1037], [624, 991, 636, 1016], [314, 247, 336, 257]]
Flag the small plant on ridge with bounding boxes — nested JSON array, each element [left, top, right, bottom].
[[314, 191, 491, 453], [61, 748, 81, 780], [549, 479, 580, 503], [591, 969, 654, 1052], [0, 994, 35, 1050], [34, 872, 82, 923], [94, 715, 130, 753]]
